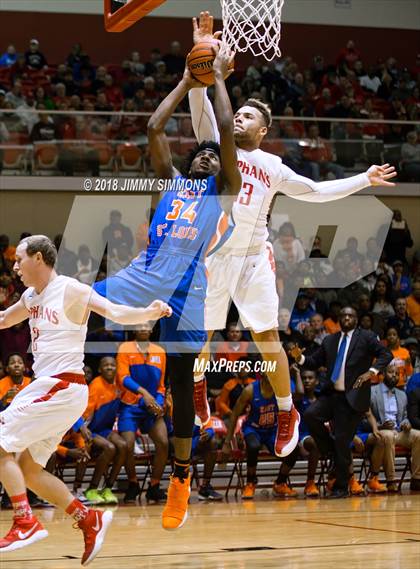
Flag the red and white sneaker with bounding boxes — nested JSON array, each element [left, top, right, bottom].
[[0, 516, 48, 552], [193, 377, 211, 426], [78, 509, 113, 566], [274, 406, 300, 458]]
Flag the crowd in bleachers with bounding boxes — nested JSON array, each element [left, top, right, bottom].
[[1, 203, 419, 506], [0, 39, 419, 179]]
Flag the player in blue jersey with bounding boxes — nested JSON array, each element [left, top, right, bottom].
[[94, 44, 241, 530]]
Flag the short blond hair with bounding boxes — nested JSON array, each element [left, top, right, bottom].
[[244, 98, 272, 128]]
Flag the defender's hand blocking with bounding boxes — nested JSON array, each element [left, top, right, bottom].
[[146, 300, 172, 320], [193, 10, 221, 44], [213, 43, 235, 77], [366, 163, 397, 186]]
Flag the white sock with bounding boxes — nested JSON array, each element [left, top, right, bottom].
[[276, 394, 293, 412], [194, 374, 205, 383]]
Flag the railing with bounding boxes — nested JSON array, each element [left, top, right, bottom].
[[0, 109, 418, 181]]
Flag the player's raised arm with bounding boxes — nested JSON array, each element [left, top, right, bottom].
[[279, 163, 396, 202], [147, 69, 200, 179], [213, 45, 241, 195], [64, 280, 172, 326], [0, 297, 29, 330]]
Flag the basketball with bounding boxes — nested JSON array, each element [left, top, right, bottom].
[[187, 40, 234, 86]]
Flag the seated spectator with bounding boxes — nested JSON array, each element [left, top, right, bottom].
[[54, 234, 78, 276], [385, 327, 414, 387], [407, 281, 420, 325], [83, 364, 94, 384], [302, 124, 344, 181], [5, 79, 26, 108], [359, 312, 378, 338], [34, 87, 54, 110], [215, 323, 249, 363], [102, 209, 134, 258], [273, 222, 305, 272], [309, 313, 328, 345], [190, 417, 223, 501], [278, 308, 303, 345], [0, 353, 31, 410], [162, 40, 185, 75], [102, 74, 124, 109], [300, 325, 320, 357], [337, 237, 364, 266], [0, 269, 15, 309], [0, 44, 17, 67], [108, 243, 131, 275], [404, 338, 420, 375], [30, 110, 59, 142], [290, 293, 316, 332], [336, 40, 361, 72], [215, 359, 255, 423], [117, 323, 168, 503], [74, 245, 99, 284], [359, 66, 382, 94], [383, 209, 413, 266], [221, 374, 300, 499], [0, 320, 32, 370], [391, 260, 412, 297], [371, 277, 395, 320], [357, 293, 386, 338], [370, 364, 420, 491], [24, 38, 47, 70], [58, 115, 100, 176], [324, 301, 342, 334], [388, 297, 415, 339], [82, 357, 126, 505], [0, 360, 5, 380]]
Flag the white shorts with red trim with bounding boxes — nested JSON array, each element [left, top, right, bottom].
[[0, 376, 88, 467], [205, 243, 278, 333]]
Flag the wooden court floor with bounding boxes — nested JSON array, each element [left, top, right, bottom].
[[1, 493, 419, 569]]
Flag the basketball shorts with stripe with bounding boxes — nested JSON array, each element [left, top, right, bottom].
[[0, 377, 88, 467]]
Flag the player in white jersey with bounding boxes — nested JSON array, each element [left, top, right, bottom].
[[189, 12, 396, 458], [0, 235, 170, 563]]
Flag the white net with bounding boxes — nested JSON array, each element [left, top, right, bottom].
[[221, 0, 285, 61]]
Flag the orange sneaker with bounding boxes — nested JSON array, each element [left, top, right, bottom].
[[0, 516, 48, 552], [367, 476, 387, 494], [326, 477, 336, 493], [349, 476, 365, 496], [273, 482, 298, 498], [304, 480, 320, 498], [242, 482, 257, 500], [275, 406, 300, 458], [193, 378, 211, 426], [78, 509, 113, 566], [162, 475, 191, 530]]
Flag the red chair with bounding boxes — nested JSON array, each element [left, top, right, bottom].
[[33, 143, 58, 172], [116, 143, 143, 172]]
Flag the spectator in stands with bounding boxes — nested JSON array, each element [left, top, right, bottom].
[[58, 115, 100, 176], [385, 327, 414, 387], [359, 65, 382, 94], [92, 66, 107, 94], [357, 294, 386, 338], [163, 41, 185, 75], [309, 313, 327, 345], [290, 293, 316, 332], [406, 282, 420, 326], [278, 308, 303, 345], [371, 277, 395, 319], [0, 320, 32, 370], [336, 40, 361, 72], [54, 234, 78, 276], [384, 210, 413, 265], [108, 243, 131, 275], [102, 74, 124, 109], [0, 361, 5, 380], [0, 353, 31, 410], [30, 109, 59, 142], [84, 365, 94, 384], [24, 38, 47, 70], [5, 79, 26, 108], [337, 237, 364, 266], [216, 359, 255, 423], [370, 364, 420, 491], [73, 245, 99, 284], [302, 124, 344, 181], [215, 323, 249, 363], [66, 43, 85, 69], [388, 297, 415, 339], [191, 418, 223, 501], [0, 44, 17, 68], [0, 269, 15, 309], [324, 301, 342, 335], [404, 338, 420, 375], [391, 260, 412, 297], [117, 323, 168, 503], [273, 222, 305, 271], [102, 209, 134, 257], [81, 357, 126, 504], [401, 131, 420, 182], [222, 374, 299, 499]]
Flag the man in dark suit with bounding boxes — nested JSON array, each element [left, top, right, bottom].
[[291, 306, 393, 497]]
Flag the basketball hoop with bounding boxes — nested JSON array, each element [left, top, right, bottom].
[[104, 0, 166, 32], [220, 0, 285, 61]]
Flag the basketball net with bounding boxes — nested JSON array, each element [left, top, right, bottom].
[[221, 0, 285, 61]]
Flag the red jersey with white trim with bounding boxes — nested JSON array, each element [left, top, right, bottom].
[[21, 275, 87, 377]]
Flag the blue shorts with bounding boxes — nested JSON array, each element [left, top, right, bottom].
[[92, 428, 113, 439], [191, 427, 215, 457], [93, 251, 207, 354], [118, 402, 158, 434], [242, 424, 276, 456]]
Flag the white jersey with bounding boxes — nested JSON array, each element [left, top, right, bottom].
[[21, 275, 87, 377], [188, 89, 370, 255]]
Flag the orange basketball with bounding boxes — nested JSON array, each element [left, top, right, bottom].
[[187, 41, 234, 86]]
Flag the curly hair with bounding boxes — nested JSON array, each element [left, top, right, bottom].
[[180, 140, 221, 178]]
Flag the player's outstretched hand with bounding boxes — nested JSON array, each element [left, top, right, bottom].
[[146, 300, 172, 320], [366, 163, 397, 187], [213, 42, 235, 79], [193, 10, 222, 44], [181, 64, 206, 89]]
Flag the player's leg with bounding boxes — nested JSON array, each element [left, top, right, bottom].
[[119, 430, 140, 503], [193, 330, 214, 425], [196, 436, 223, 501], [272, 443, 299, 498], [85, 435, 116, 504], [242, 432, 262, 499], [162, 353, 196, 530], [18, 449, 112, 565], [145, 417, 169, 503], [103, 432, 128, 502], [302, 436, 321, 497]]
